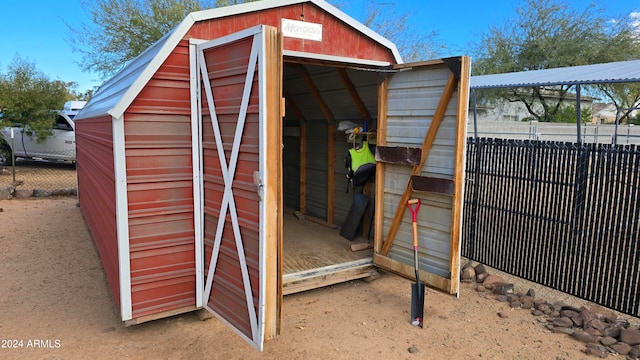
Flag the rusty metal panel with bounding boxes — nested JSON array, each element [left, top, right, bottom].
[[187, 4, 396, 63], [197, 25, 283, 350], [200, 33, 262, 343], [75, 116, 121, 309], [124, 46, 196, 318], [124, 54, 196, 318]]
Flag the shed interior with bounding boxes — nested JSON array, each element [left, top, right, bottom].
[[279, 57, 383, 293]]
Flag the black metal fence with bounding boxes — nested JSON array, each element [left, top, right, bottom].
[[463, 137, 640, 317]]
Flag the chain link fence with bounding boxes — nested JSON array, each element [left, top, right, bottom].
[[1, 156, 77, 199]]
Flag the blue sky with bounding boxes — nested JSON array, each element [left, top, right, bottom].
[[1, 0, 638, 94]]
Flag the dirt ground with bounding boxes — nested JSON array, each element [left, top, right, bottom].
[[0, 198, 608, 360]]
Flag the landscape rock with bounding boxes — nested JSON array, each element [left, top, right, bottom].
[[611, 342, 631, 355], [571, 316, 584, 328], [580, 308, 596, 326], [52, 188, 74, 196], [560, 309, 581, 319], [590, 305, 619, 323], [33, 189, 53, 197], [599, 336, 617, 346], [14, 189, 33, 198], [535, 303, 550, 312], [584, 343, 608, 358], [559, 304, 582, 313], [482, 275, 506, 290], [588, 318, 608, 333], [552, 317, 573, 328], [475, 272, 489, 283], [462, 263, 640, 358], [492, 283, 514, 295], [461, 266, 476, 282], [474, 263, 486, 275], [603, 323, 624, 338], [520, 296, 535, 309], [620, 327, 640, 346], [571, 330, 595, 343], [584, 327, 603, 337]]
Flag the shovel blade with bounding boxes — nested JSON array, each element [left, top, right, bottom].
[[411, 282, 425, 327]]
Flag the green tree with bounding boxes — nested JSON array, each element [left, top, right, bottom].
[[552, 104, 592, 123], [593, 83, 640, 124], [360, 1, 446, 61], [68, 0, 260, 80], [472, 0, 640, 122], [0, 56, 72, 141]]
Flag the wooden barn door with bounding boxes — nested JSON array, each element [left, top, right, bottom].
[[195, 25, 282, 351], [373, 58, 470, 296]]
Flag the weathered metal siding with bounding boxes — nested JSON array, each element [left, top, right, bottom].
[[75, 116, 121, 309], [125, 43, 196, 318], [304, 120, 329, 218], [283, 126, 301, 209], [384, 65, 460, 279], [189, 4, 397, 63]]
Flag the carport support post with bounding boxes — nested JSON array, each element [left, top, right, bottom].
[[576, 84, 581, 144]]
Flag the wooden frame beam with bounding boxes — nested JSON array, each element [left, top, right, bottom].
[[336, 68, 371, 120], [293, 64, 336, 224], [283, 89, 307, 214], [448, 56, 471, 294], [374, 74, 389, 254]]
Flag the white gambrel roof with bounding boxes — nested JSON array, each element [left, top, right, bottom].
[[76, 0, 402, 120], [470, 59, 640, 89]]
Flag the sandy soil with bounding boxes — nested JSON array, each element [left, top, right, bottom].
[[0, 198, 598, 360]]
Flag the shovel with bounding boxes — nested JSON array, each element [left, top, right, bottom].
[[408, 198, 425, 328]]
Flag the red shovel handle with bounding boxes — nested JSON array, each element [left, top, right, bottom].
[[407, 199, 421, 223], [408, 199, 421, 248]]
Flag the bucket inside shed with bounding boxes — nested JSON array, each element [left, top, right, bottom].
[[280, 59, 381, 294]]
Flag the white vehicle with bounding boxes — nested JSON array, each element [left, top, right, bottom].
[[0, 101, 85, 165]]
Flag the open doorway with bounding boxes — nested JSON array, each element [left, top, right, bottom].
[[280, 59, 382, 294]]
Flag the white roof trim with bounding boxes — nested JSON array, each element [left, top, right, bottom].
[[77, 0, 402, 120], [283, 50, 392, 67]]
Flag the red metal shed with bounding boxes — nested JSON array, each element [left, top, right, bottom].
[[75, 0, 470, 351]]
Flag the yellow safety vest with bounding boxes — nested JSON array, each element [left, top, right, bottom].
[[348, 141, 376, 172]]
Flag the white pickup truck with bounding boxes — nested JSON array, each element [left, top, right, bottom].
[[0, 101, 85, 165]]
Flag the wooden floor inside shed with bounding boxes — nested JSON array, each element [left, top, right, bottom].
[[282, 211, 375, 295]]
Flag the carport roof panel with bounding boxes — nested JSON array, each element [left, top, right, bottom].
[[470, 59, 640, 89]]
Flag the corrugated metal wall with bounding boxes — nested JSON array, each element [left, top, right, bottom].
[[125, 43, 196, 318], [76, 116, 121, 309], [304, 120, 329, 219], [383, 65, 459, 278], [281, 63, 380, 225], [283, 126, 301, 209]]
